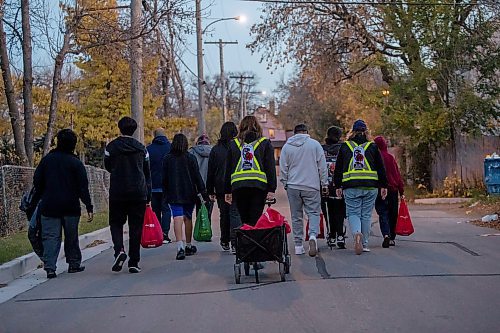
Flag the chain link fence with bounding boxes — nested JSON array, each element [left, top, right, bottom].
[[0, 165, 110, 237]]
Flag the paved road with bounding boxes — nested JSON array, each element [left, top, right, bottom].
[[1, 187, 499, 333]]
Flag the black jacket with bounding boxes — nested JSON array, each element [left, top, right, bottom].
[[146, 136, 171, 190], [333, 134, 388, 189], [104, 136, 152, 202], [33, 149, 93, 217], [206, 141, 231, 196], [162, 152, 207, 205], [322, 142, 342, 191], [224, 133, 277, 194]]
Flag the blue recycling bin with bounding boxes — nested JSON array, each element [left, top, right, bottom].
[[484, 155, 500, 195]]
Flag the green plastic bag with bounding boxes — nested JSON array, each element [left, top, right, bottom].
[[194, 204, 212, 242]]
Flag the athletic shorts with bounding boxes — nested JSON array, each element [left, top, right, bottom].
[[169, 203, 195, 219]]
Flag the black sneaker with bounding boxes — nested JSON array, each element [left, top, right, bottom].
[[46, 270, 57, 279], [68, 265, 85, 273], [389, 240, 396, 247], [128, 266, 141, 273], [163, 233, 172, 244], [185, 245, 198, 256], [112, 252, 127, 272], [176, 248, 186, 260], [220, 241, 230, 251], [231, 244, 236, 255], [327, 235, 336, 248], [382, 236, 390, 248], [337, 235, 346, 249]]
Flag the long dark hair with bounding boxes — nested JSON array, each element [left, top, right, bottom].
[[219, 122, 238, 145], [171, 133, 188, 156], [237, 115, 262, 142]]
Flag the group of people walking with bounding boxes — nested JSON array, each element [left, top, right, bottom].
[[30, 114, 403, 279], [280, 119, 404, 257]]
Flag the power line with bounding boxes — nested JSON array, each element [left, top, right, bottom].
[[240, 0, 481, 6]]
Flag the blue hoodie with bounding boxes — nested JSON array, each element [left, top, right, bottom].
[[147, 136, 171, 191]]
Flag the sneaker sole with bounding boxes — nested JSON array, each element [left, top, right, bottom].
[[112, 253, 127, 272], [337, 242, 346, 249], [354, 234, 363, 255], [128, 268, 141, 273], [308, 240, 317, 257]]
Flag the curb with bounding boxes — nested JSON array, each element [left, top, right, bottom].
[[414, 198, 473, 205], [0, 226, 112, 285]]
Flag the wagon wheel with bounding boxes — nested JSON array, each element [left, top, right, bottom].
[[234, 264, 241, 284], [284, 254, 291, 274], [279, 262, 286, 282]]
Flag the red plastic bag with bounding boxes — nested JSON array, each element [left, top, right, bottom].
[[305, 213, 325, 240], [395, 199, 414, 236], [141, 206, 164, 248]]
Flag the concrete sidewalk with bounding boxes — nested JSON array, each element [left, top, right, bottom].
[[1, 186, 499, 333]]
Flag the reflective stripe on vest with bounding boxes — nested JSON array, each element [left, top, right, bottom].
[[231, 137, 268, 185], [342, 141, 379, 182]]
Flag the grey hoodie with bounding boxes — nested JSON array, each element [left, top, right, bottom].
[[189, 144, 212, 184], [279, 134, 328, 191]]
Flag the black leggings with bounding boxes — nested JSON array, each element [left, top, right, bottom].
[[233, 188, 267, 227], [321, 197, 346, 238]]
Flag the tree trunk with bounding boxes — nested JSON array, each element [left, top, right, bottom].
[[0, 10, 28, 165], [21, 0, 34, 166], [42, 32, 70, 156]]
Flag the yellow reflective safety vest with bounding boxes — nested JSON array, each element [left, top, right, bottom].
[[342, 141, 379, 183], [231, 137, 268, 185]]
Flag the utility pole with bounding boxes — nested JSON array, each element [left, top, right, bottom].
[[205, 40, 238, 123], [195, 0, 206, 135], [229, 75, 254, 122], [130, 0, 144, 142]]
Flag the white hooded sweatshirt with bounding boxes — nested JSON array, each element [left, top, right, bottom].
[[279, 134, 328, 191]]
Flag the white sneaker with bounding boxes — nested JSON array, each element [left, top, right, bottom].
[[308, 236, 318, 257], [294, 245, 305, 255], [362, 247, 371, 252]]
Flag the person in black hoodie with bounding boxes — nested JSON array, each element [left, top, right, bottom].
[[207, 122, 241, 252], [225, 116, 277, 226], [321, 126, 347, 249], [146, 128, 172, 243], [162, 133, 208, 260], [105, 117, 151, 273], [33, 129, 93, 279], [333, 119, 388, 255]]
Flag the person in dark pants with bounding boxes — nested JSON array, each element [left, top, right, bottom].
[[189, 134, 214, 221], [321, 126, 347, 249], [225, 116, 277, 227], [105, 117, 152, 273], [33, 129, 93, 279], [374, 136, 405, 247], [147, 128, 172, 243], [207, 122, 241, 253], [162, 134, 208, 260]]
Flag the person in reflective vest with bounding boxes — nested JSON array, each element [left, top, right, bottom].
[[225, 116, 277, 227], [333, 119, 388, 255]]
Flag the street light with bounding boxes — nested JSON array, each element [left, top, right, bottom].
[[196, 4, 245, 135], [202, 16, 244, 34]]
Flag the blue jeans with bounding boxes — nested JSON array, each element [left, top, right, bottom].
[[344, 188, 378, 246], [41, 215, 81, 271], [151, 192, 171, 234]]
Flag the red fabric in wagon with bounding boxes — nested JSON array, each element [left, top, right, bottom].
[[240, 207, 291, 233]]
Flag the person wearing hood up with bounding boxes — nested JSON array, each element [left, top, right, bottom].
[[280, 124, 328, 257], [225, 116, 277, 228], [321, 126, 347, 249], [105, 117, 152, 273], [333, 120, 388, 255], [147, 129, 172, 243], [189, 134, 214, 220], [374, 136, 405, 247]]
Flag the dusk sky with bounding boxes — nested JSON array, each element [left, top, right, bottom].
[[184, 0, 295, 97]]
